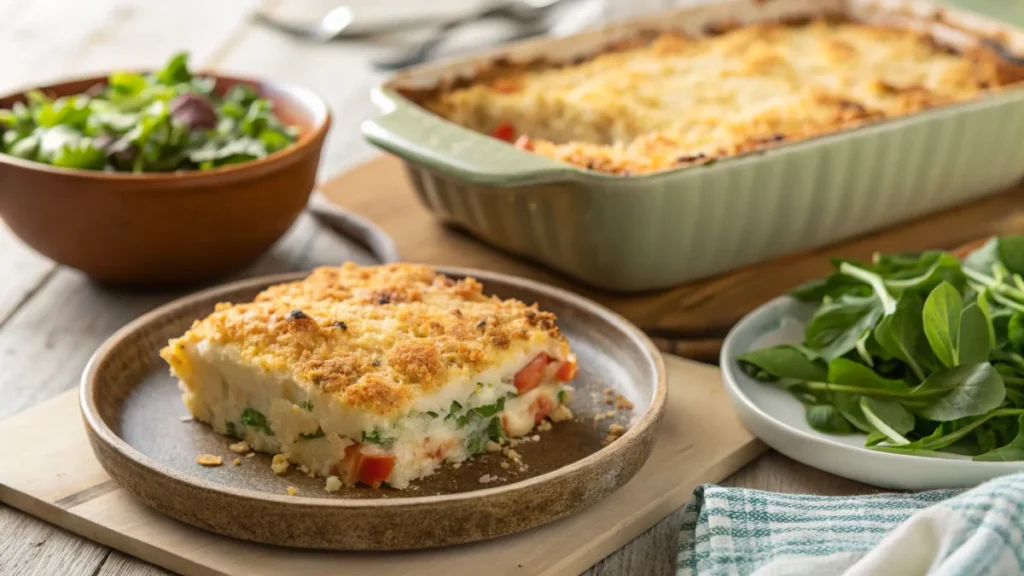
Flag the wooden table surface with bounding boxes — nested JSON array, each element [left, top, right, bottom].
[[14, 0, 1020, 573]]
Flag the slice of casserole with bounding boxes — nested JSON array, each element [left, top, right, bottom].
[[160, 263, 577, 489]]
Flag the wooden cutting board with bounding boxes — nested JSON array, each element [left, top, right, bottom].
[[318, 156, 1024, 360], [0, 355, 765, 576]]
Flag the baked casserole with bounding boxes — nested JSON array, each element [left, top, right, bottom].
[[161, 263, 577, 490], [418, 19, 1024, 175]]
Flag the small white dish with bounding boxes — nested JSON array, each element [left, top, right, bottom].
[[720, 296, 1024, 490]]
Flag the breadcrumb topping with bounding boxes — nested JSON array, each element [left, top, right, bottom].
[[419, 20, 1024, 174], [195, 454, 222, 467], [161, 263, 568, 416]]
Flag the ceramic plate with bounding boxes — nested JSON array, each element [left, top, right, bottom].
[[721, 296, 1024, 491], [80, 267, 666, 550]]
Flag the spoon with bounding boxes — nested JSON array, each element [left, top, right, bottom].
[[372, 0, 563, 69], [253, 0, 564, 42]]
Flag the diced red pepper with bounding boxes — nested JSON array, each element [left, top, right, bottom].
[[357, 452, 396, 489], [490, 121, 516, 143], [339, 444, 396, 489], [514, 353, 552, 393], [514, 135, 534, 151], [555, 354, 578, 382]]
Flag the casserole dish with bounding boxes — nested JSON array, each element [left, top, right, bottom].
[[363, 0, 1024, 293]]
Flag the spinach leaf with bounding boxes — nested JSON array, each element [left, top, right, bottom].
[[828, 358, 910, 392], [860, 397, 914, 444], [830, 393, 873, 433], [155, 52, 192, 85], [923, 281, 962, 368], [806, 404, 856, 434], [976, 289, 1000, 349], [970, 414, 1024, 459], [883, 253, 965, 296], [240, 408, 274, 436], [738, 345, 826, 382], [998, 236, 1024, 276], [804, 296, 883, 361], [1009, 312, 1024, 352], [838, 263, 897, 315], [874, 292, 935, 381], [957, 303, 990, 366], [910, 363, 1006, 421], [789, 273, 867, 302], [865, 430, 888, 446]]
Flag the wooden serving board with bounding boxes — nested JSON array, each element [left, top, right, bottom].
[[319, 156, 1024, 360], [0, 355, 764, 576]]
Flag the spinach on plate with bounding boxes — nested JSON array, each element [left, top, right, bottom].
[[739, 238, 1024, 460]]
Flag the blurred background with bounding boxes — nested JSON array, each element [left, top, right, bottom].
[[0, 0, 1017, 182]]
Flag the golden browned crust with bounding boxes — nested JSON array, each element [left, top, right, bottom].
[[161, 263, 568, 415], [417, 19, 1024, 175]]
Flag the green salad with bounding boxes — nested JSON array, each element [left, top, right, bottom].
[[0, 53, 298, 172], [739, 236, 1024, 461]]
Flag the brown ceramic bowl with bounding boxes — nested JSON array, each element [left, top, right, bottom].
[[0, 73, 331, 286]]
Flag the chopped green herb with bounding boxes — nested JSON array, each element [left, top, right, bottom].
[[473, 396, 506, 418], [299, 427, 325, 440], [225, 421, 238, 438], [299, 400, 314, 412], [557, 390, 567, 404], [240, 408, 274, 436], [444, 400, 464, 422], [486, 416, 505, 442], [361, 429, 394, 446], [465, 432, 489, 455], [425, 411, 439, 418], [456, 398, 508, 428], [466, 417, 506, 455]]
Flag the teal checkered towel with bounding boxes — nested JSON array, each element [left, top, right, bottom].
[[678, 473, 1024, 575]]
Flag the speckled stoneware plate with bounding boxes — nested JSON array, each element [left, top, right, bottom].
[[80, 267, 666, 550], [721, 296, 1024, 490]]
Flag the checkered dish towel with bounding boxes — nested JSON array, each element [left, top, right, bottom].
[[678, 472, 1024, 576]]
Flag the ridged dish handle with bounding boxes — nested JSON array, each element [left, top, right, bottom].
[[362, 89, 570, 187]]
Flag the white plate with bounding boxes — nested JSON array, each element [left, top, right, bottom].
[[720, 296, 1024, 490]]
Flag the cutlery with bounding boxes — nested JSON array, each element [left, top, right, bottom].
[[372, 16, 552, 70], [253, 0, 566, 42]]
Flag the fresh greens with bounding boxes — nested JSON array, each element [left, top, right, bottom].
[[240, 408, 273, 436], [740, 238, 1024, 460], [0, 52, 298, 172]]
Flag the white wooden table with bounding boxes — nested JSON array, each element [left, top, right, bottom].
[[0, 0, 918, 573]]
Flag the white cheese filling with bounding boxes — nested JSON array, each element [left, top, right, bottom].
[[177, 342, 571, 489]]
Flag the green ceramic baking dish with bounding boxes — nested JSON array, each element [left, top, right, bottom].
[[363, 0, 1024, 293]]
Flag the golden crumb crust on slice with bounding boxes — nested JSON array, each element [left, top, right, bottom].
[[161, 263, 569, 415], [417, 19, 1024, 175]]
